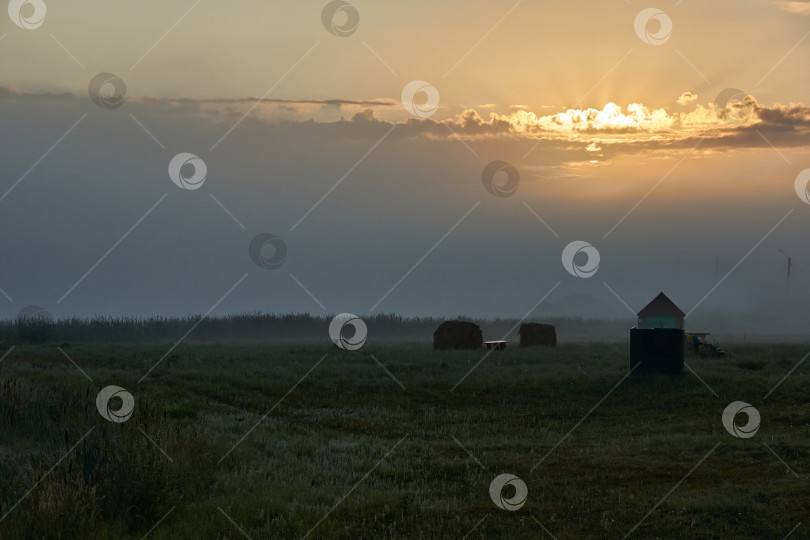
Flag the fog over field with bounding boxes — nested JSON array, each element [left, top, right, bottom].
[[1, 88, 808, 337]]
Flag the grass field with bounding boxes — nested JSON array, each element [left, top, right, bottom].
[[0, 340, 808, 539]]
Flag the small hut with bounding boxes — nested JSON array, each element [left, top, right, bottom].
[[631, 292, 685, 375]]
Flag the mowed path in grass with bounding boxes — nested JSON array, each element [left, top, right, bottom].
[[1, 342, 808, 539]]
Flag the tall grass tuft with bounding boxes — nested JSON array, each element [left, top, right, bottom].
[[0, 378, 215, 538]]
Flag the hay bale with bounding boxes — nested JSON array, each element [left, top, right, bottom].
[[433, 320, 483, 350], [519, 323, 556, 348]]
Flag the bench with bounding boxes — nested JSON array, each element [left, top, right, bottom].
[[484, 340, 507, 351]]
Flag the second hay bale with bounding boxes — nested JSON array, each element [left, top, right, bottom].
[[433, 321, 483, 350], [519, 323, 556, 348]]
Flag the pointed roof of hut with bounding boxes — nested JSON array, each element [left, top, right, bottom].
[[637, 292, 685, 318]]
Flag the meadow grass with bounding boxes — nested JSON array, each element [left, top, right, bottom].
[[0, 341, 808, 538]]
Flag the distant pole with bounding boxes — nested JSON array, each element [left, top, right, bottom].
[[778, 249, 792, 299]]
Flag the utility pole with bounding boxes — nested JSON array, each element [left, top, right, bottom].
[[778, 249, 792, 299]]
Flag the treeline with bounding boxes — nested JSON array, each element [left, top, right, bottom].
[[0, 313, 631, 344]]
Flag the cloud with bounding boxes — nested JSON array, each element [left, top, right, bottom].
[[2, 87, 808, 157], [442, 97, 810, 151], [211, 98, 397, 110], [677, 92, 699, 106], [492, 102, 678, 136], [775, 1, 810, 15], [148, 95, 397, 108], [0, 87, 396, 109], [756, 101, 810, 125], [131, 93, 398, 123], [586, 142, 602, 152]]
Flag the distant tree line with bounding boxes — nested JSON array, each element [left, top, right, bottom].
[[0, 313, 630, 345]]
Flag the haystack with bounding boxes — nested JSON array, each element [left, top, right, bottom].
[[519, 323, 556, 348], [433, 320, 483, 350]]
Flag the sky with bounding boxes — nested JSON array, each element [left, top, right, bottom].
[[1, 0, 809, 334]]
